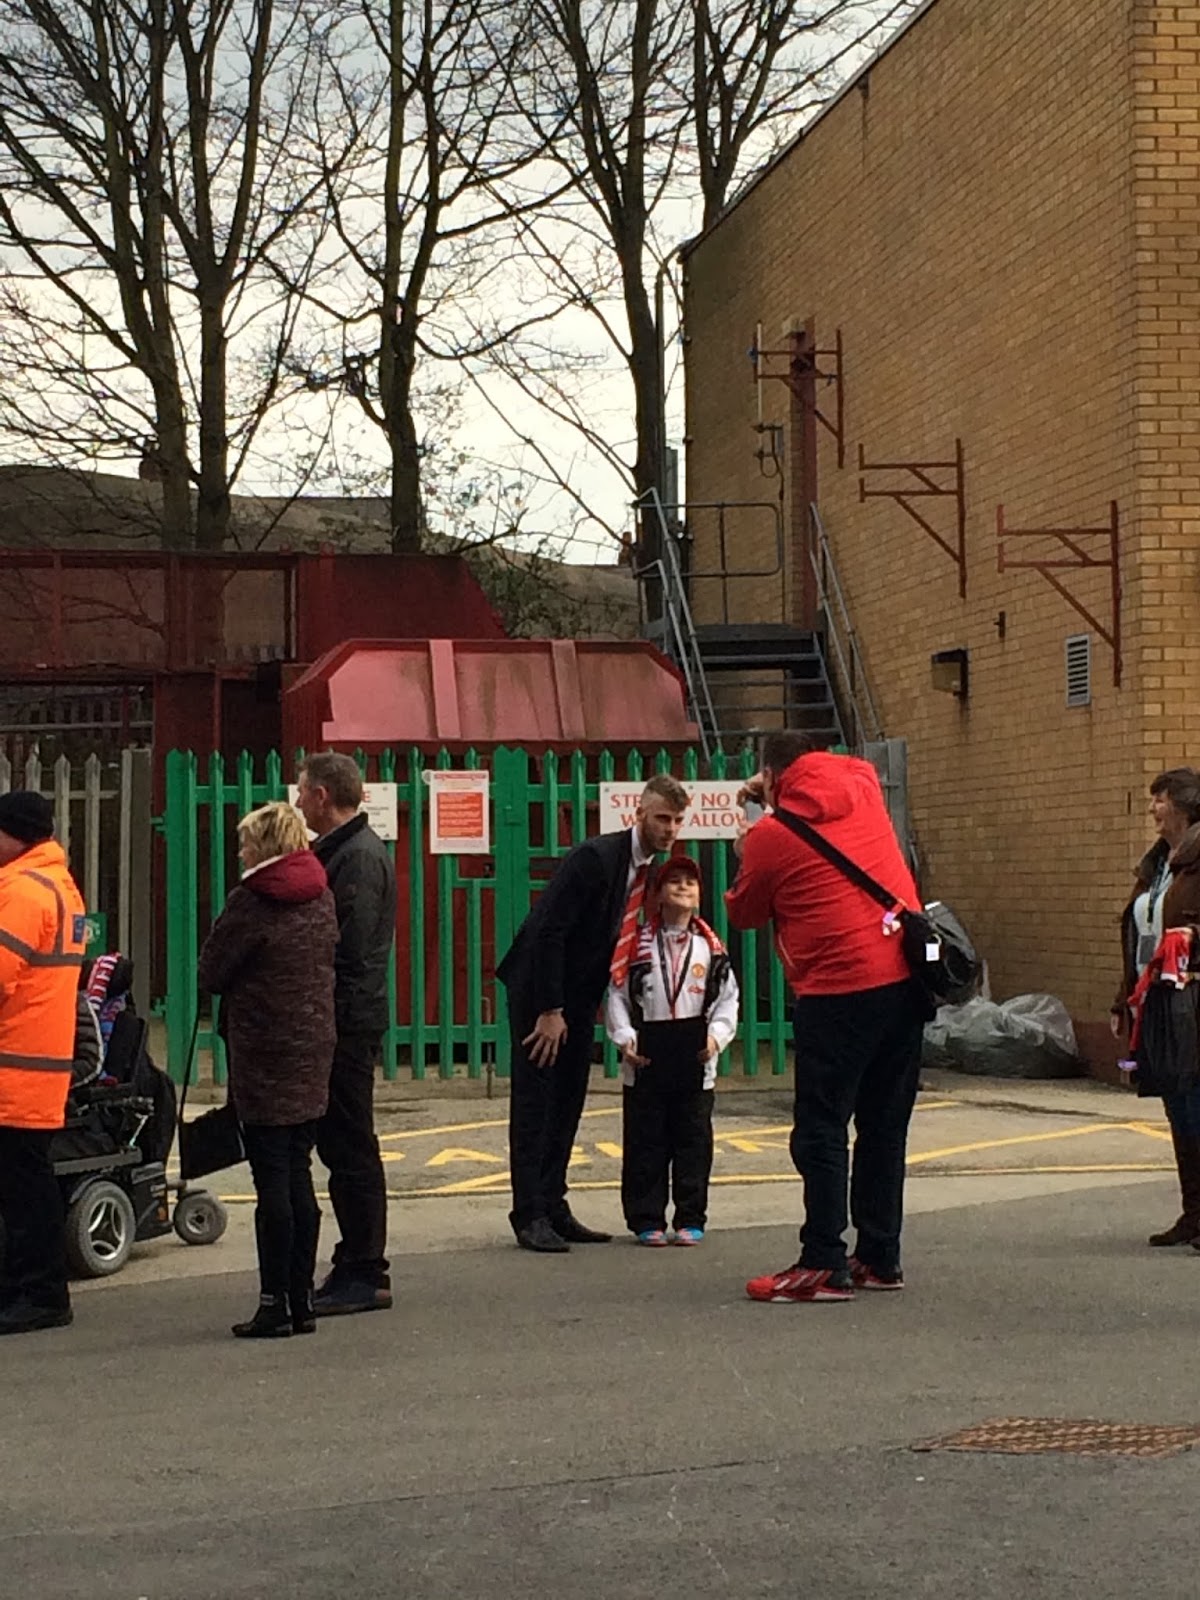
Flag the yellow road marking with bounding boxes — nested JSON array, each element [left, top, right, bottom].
[[425, 1146, 504, 1168], [374, 1096, 961, 1149], [377, 1107, 619, 1143], [217, 1159, 1176, 1203], [1129, 1120, 1174, 1143], [905, 1122, 1133, 1166], [596, 1141, 624, 1159]]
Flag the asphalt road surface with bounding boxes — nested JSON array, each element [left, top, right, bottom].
[[5, 1076, 1196, 1599]]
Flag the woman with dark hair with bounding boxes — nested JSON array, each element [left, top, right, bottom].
[[1113, 767, 1200, 1247], [198, 801, 337, 1337]]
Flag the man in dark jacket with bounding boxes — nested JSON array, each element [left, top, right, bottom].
[[497, 775, 689, 1253], [297, 752, 398, 1315], [727, 731, 925, 1305]]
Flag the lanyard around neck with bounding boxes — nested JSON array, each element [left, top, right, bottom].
[[656, 925, 694, 1016]]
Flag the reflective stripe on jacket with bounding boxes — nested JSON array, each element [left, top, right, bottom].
[[0, 840, 87, 1130]]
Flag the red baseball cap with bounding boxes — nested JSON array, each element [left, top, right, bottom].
[[659, 853, 702, 891]]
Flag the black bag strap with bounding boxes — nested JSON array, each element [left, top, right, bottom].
[[771, 806, 905, 914], [176, 1010, 203, 1125]]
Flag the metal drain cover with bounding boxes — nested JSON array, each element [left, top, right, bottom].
[[914, 1418, 1200, 1459]]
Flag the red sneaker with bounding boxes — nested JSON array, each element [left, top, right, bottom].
[[745, 1264, 854, 1303], [848, 1257, 904, 1291]]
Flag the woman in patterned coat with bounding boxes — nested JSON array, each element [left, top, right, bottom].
[[198, 801, 337, 1339]]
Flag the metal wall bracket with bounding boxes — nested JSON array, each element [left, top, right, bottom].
[[996, 501, 1122, 686], [751, 326, 845, 467], [858, 439, 967, 598]]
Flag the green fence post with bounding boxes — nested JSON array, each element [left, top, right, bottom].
[[265, 748, 284, 800], [436, 747, 455, 1079], [463, 745, 484, 1079], [380, 746, 399, 1080], [235, 750, 254, 820], [164, 749, 198, 1084], [206, 751, 229, 1085], [408, 746, 427, 1081], [492, 746, 530, 1077]]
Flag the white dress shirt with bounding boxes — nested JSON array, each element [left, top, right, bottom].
[[625, 825, 653, 895]]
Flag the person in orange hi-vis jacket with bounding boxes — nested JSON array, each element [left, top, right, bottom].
[[0, 792, 87, 1337]]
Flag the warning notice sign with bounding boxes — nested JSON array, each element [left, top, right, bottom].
[[597, 783, 745, 840], [428, 771, 490, 855]]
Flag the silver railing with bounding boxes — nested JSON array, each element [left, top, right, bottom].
[[634, 489, 721, 759], [809, 504, 883, 750]]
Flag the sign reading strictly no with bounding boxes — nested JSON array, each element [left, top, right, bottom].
[[597, 783, 746, 840]]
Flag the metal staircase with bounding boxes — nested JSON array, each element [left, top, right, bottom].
[[634, 491, 881, 756]]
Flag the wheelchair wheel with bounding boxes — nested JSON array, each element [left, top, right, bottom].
[[64, 1181, 136, 1278], [173, 1190, 228, 1247]]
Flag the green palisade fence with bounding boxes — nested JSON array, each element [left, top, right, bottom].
[[159, 745, 793, 1085]]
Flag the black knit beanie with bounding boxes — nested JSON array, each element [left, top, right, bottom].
[[0, 791, 55, 844]]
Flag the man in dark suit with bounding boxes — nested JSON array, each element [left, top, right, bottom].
[[498, 775, 690, 1252]]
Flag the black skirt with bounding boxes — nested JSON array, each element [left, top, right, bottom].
[[1134, 981, 1200, 1098]]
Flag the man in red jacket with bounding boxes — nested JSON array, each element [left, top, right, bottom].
[[726, 731, 926, 1303]]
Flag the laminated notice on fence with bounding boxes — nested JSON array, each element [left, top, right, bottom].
[[288, 782, 398, 842], [598, 783, 745, 840], [427, 770, 490, 855]]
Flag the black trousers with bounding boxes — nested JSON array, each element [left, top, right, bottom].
[[790, 980, 924, 1273], [621, 1080, 714, 1234], [507, 1001, 596, 1235], [241, 1121, 322, 1302], [0, 1125, 68, 1310], [315, 1032, 389, 1283]]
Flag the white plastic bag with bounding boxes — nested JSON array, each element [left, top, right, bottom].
[[922, 993, 1080, 1078]]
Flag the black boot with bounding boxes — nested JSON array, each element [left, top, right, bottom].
[[1150, 1131, 1200, 1245], [232, 1295, 294, 1339], [0, 1295, 72, 1337], [290, 1286, 317, 1335]]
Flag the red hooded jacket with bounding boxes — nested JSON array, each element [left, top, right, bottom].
[[725, 751, 917, 996]]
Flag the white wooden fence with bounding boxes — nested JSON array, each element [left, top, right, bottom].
[[0, 747, 153, 1010]]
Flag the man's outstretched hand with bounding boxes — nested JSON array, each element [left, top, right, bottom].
[[524, 1010, 568, 1067]]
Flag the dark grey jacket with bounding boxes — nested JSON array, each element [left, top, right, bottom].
[[313, 814, 397, 1039]]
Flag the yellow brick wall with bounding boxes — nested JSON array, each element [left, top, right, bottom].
[[681, 0, 1194, 1057]]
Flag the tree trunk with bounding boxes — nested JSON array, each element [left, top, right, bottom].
[[389, 401, 424, 554], [195, 299, 231, 551]]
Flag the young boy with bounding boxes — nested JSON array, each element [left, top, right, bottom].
[[605, 855, 739, 1245]]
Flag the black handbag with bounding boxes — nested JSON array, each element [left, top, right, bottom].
[[177, 1012, 245, 1181], [770, 807, 980, 1005]]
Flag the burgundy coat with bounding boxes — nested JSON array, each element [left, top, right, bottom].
[[197, 850, 337, 1126]]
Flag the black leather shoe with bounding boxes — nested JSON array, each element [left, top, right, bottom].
[[232, 1296, 294, 1339], [0, 1296, 73, 1336], [516, 1218, 570, 1253], [313, 1277, 393, 1316], [553, 1214, 613, 1245]]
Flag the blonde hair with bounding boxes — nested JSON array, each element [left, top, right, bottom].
[[238, 801, 311, 862]]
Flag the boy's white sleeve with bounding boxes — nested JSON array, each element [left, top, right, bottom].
[[604, 981, 638, 1050], [708, 964, 740, 1052]]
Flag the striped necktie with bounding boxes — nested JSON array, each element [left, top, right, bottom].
[[610, 863, 650, 986]]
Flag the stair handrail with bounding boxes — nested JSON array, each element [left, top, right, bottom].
[[809, 504, 883, 748], [634, 489, 722, 759]]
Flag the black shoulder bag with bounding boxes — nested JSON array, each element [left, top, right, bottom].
[[177, 1011, 245, 1181], [770, 807, 980, 1006]]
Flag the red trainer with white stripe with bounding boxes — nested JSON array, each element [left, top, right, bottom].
[[848, 1256, 904, 1291], [745, 1264, 855, 1303]]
